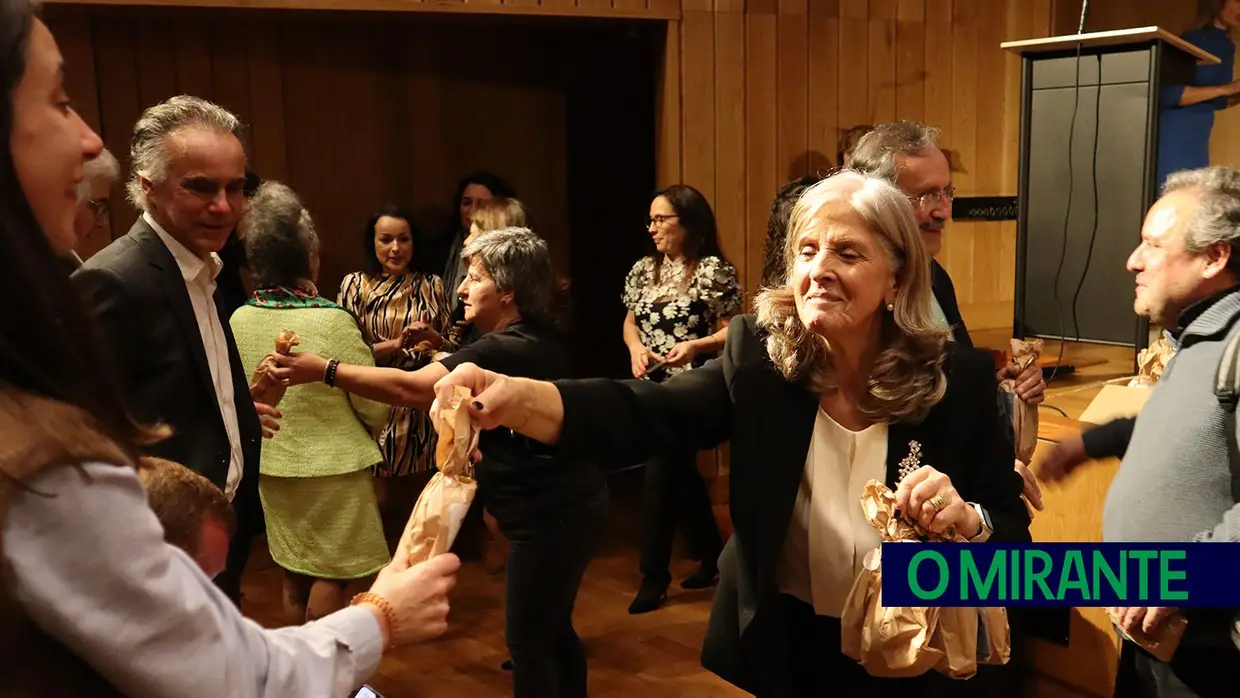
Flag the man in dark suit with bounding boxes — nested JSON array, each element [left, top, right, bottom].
[[72, 96, 279, 606]]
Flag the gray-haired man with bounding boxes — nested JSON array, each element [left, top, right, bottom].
[[68, 146, 119, 264], [72, 95, 279, 606], [1042, 166, 1240, 696]]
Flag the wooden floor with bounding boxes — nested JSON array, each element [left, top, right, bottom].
[[239, 331, 1140, 698], [240, 467, 748, 698]]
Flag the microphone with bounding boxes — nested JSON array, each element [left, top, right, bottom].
[[1078, 0, 1090, 34]]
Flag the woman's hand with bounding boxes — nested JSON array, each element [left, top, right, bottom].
[[268, 351, 329, 387], [402, 322, 442, 350], [894, 466, 981, 539], [629, 344, 661, 378], [364, 550, 461, 647], [662, 340, 700, 369], [430, 362, 515, 431], [999, 359, 1045, 404]]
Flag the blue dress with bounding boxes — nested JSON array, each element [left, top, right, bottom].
[[1157, 25, 1236, 189]]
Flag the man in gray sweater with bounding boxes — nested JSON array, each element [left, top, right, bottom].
[[1041, 166, 1240, 697]]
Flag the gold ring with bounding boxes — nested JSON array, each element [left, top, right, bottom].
[[929, 494, 947, 512]]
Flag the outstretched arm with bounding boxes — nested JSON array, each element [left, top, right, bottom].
[[270, 351, 447, 412]]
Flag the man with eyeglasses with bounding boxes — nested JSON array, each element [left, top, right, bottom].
[[68, 147, 119, 266], [851, 119, 1047, 692]]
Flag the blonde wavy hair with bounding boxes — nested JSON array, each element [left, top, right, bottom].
[[753, 170, 950, 423], [469, 197, 531, 238]]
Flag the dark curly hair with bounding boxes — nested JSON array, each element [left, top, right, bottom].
[[761, 176, 821, 288]]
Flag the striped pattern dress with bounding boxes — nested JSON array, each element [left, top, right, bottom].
[[338, 270, 455, 477]]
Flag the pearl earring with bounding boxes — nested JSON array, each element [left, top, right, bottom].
[[886, 302, 895, 312]]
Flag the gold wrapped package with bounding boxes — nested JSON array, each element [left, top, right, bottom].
[[249, 330, 300, 407], [841, 480, 1011, 680], [999, 338, 1043, 466], [1129, 336, 1176, 387], [401, 385, 479, 563]]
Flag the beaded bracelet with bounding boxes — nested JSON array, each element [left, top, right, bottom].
[[324, 359, 340, 388], [350, 591, 397, 647]]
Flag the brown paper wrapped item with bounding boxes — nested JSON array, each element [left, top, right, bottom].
[[401, 385, 479, 563], [842, 480, 1010, 680], [999, 338, 1043, 466], [1129, 336, 1176, 387], [249, 330, 300, 407]]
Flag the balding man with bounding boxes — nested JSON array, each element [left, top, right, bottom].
[[72, 96, 279, 605], [1042, 166, 1240, 696]]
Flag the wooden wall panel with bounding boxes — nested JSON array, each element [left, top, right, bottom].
[[659, 0, 1060, 332], [43, 5, 577, 297], [50, 0, 678, 20]]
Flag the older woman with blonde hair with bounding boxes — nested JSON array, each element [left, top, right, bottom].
[[432, 170, 1031, 695]]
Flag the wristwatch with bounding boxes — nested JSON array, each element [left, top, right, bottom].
[[968, 502, 994, 542]]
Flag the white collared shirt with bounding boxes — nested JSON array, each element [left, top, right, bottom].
[[146, 212, 245, 500], [777, 408, 887, 617]]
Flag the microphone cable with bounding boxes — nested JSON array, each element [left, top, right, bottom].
[[1046, 39, 1086, 385]]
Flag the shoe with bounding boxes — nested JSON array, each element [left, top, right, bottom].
[[681, 564, 719, 590], [628, 578, 669, 614]]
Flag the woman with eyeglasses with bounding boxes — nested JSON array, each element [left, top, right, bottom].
[[620, 184, 740, 614]]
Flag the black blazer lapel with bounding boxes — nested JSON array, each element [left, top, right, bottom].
[[132, 223, 220, 408], [749, 371, 819, 593]]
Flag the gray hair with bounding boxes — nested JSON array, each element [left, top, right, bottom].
[[241, 181, 318, 290], [77, 148, 120, 202], [460, 227, 555, 327], [126, 95, 244, 210], [849, 120, 942, 185], [1162, 167, 1240, 271], [754, 170, 948, 423]]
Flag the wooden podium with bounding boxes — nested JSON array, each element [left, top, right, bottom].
[[1002, 28, 1219, 363]]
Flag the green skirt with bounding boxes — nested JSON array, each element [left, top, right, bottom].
[[259, 469, 391, 580]]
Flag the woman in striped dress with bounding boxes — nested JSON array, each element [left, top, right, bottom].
[[339, 205, 455, 547]]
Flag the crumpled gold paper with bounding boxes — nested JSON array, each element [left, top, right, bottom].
[[1129, 336, 1176, 387], [249, 329, 300, 407], [841, 480, 1010, 680], [999, 338, 1043, 466], [401, 385, 479, 563]]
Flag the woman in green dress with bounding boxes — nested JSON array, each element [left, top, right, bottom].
[[230, 182, 391, 623]]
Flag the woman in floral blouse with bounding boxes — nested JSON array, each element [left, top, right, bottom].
[[620, 184, 741, 614], [339, 205, 455, 548]]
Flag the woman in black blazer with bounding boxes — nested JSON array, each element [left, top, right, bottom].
[[433, 171, 1031, 696]]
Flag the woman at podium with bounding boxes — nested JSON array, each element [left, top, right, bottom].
[[1158, 0, 1240, 189]]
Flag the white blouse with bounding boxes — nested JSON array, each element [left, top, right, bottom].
[[777, 408, 887, 618]]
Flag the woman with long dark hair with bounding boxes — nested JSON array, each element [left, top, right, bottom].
[[0, 3, 458, 694], [339, 204, 455, 548], [433, 170, 517, 310], [621, 184, 741, 613]]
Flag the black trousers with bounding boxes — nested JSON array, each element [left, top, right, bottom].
[[1116, 639, 1240, 698], [777, 594, 1003, 698], [500, 490, 608, 698], [640, 447, 722, 584], [214, 491, 257, 607]]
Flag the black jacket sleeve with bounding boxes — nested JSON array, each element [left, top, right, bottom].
[[71, 266, 140, 407], [553, 320, 742, 466], [1080, 416, 1136, 460], [956, 347, 1033, 543]]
